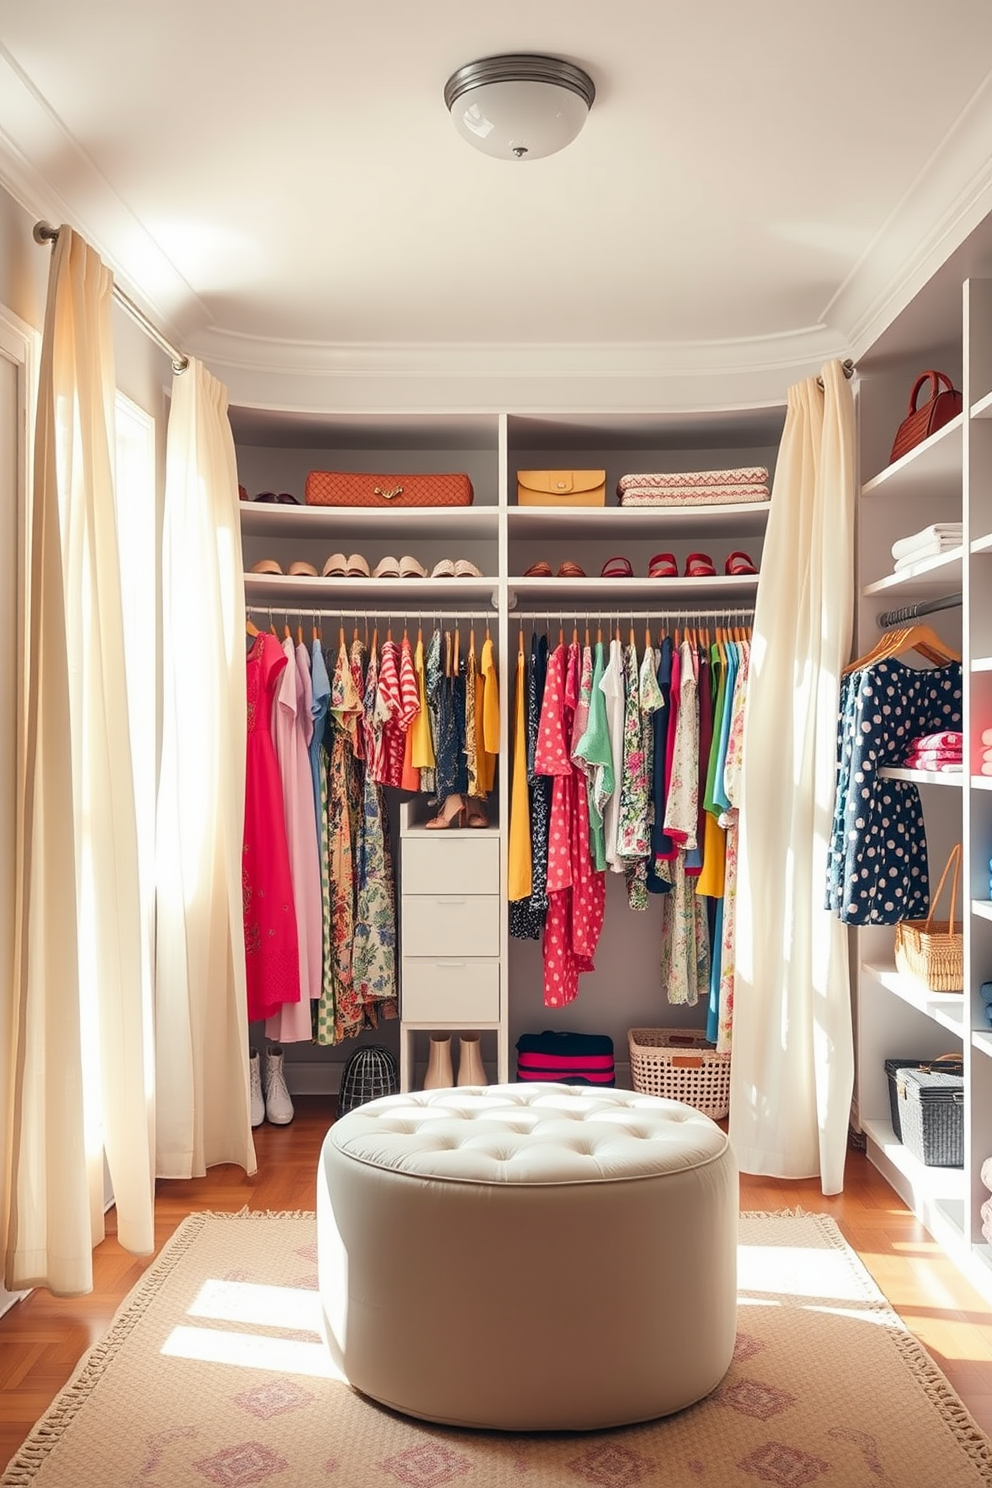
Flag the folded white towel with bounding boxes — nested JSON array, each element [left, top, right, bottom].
[[981, 1155, 992, 1192], [891, 523, 963, 560], [893, 545, 961, 572]]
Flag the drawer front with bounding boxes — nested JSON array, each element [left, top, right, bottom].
[[402, 834, 499, 895], [401, 958, 500, 1023], [401, 894, 500, 958]]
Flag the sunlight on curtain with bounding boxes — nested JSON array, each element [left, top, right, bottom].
[[154, 358, 255, 1179], [730, 359, 856, 1195], [5, 228, 154, 1295]]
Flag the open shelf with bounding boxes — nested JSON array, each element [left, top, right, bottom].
[[860, 415, 963, 498], [862, 548, 964, 595], [863, 962, 965, 1036]]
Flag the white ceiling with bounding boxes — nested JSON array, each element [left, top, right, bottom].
[[3, 2, 992, 407]]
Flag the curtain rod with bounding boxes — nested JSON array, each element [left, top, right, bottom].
[[876, 592, 962, 628], [33, 220, 189, 374], [816, 358, 855, 390]]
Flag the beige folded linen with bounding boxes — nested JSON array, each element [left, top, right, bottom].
[[619, 484, 770, 506], [981, 1156, 992, 1192], [616, 466, 769, 493]]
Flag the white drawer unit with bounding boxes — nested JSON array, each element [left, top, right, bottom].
[[401, 894, 500, 958], [398, 802, 506, 1091], [400, 958, 500, 1023], [401, 833, 499, 895]]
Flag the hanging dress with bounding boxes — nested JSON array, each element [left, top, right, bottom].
[[266, 635, 322, 1041], [537, 641, 603, 1006], [509, 633, 551, 940], [242, 632, 300, 1022]]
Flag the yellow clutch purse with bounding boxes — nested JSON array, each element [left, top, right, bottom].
[[516, 469, 606, 506]]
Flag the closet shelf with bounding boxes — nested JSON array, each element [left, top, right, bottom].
[[863, 961, 965, 1037], [971, 533, 992, 556], [862, 548, 964, 596], [860, 414, 963, 498], [861, 1118, 966, 1206], [240, 504, 499, 541], [507, 574, 759, 606], [879, 766, 963, 787], [244, 572, 498, 606], [973, 1031, 992, 1059], [972, 657, 992, 673], [972, 776, 992, 792], [506, 502, 770, 540], [973, 900, 992, 921], [971, 388, 992, 420]]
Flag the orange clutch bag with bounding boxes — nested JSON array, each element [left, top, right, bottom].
[[516, 469, 606, 506]]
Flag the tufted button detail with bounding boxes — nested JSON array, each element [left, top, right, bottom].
[[332, 1082, 728, 1187]]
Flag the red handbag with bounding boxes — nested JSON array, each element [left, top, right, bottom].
[[889, 371, 962, 465], [304, 471, 473, 508]]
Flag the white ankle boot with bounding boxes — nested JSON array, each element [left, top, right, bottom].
[[249, 1048, 265, 1127], [264, 1045, 295, 1125]]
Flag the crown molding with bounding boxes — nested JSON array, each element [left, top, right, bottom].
[[193, 321, 849, 414], [825, 70, 992, 360]]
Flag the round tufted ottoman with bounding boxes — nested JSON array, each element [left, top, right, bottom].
[[317, 1082, 738, 1431]]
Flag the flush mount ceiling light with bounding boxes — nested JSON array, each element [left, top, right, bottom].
[[443, 53, 595, 161]]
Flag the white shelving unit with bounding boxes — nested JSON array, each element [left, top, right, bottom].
[[233, 407, 780, 1088], [854, 277, 992, 1306]]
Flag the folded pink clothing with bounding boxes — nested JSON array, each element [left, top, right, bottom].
[[983, 727, 992, 746], [982, 1155, 992, 1192], [983, 1196, 992, 1227], [912, 730, 962, 751], [905, 752, 962, 768], [617, 466, 769, 492], [983, 746, 992, 762], [906, 760, 963, 773], [983, 762, 992, 776]]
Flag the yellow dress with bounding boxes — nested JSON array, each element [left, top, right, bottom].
[[507, 645, 532, 901]]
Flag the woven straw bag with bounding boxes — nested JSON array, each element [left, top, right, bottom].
[[894, 843, 963, 992]]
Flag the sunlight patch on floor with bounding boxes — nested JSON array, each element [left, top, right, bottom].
[[161, 1324, 347, 1378], [188, 1278, 323, 1332]]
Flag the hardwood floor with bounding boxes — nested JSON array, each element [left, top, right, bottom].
[[2, 1097, 992, 1469]]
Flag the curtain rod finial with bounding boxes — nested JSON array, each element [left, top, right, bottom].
[[33, 220, 58, 245]]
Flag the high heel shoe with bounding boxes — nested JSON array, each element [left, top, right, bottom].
[[425, 794, 466, 829], [465, 799, 489, 828]]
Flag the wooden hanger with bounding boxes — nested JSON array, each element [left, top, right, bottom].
[[843, 622, 960, 676], [246, 615, 260, 637]]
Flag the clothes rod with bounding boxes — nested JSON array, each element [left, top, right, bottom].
[[513, 607, 754, 623], [247, 605, 494, 622], [33, 220, 190, 374], [876, 592, 962, 628]]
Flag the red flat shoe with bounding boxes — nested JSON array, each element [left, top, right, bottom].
[[648, 552, 678, 578], [601, 555, 633, 578], [685, 551, 716, 577], [725, 550, 758, 575], [524, 560, 553, 577], [557, 560, 586, 578]]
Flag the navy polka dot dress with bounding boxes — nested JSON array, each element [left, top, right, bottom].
[[826, 658, 962, 925]]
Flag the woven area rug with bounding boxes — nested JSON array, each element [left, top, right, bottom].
[[4, 1210, 992, 1488]]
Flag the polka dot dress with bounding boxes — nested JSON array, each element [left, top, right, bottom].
[[826, 658, 962, 925]]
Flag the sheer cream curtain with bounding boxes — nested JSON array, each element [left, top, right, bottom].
[[730, 359, 856, 1195], [154, 358, 255, 1179], [5, 228, 154, 1295]]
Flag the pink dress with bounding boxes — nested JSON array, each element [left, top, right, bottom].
[[267, 636, 323, 1041], [536, 642, 605, 1007], [243, 633, 299, 1021]]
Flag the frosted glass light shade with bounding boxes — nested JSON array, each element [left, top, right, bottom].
[[444, 54, 595, 162]]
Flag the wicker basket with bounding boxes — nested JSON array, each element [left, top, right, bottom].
[[628, 1028, 731, 1119], [893, 1059, 964, 1167], [893, 843, 963, 993]]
